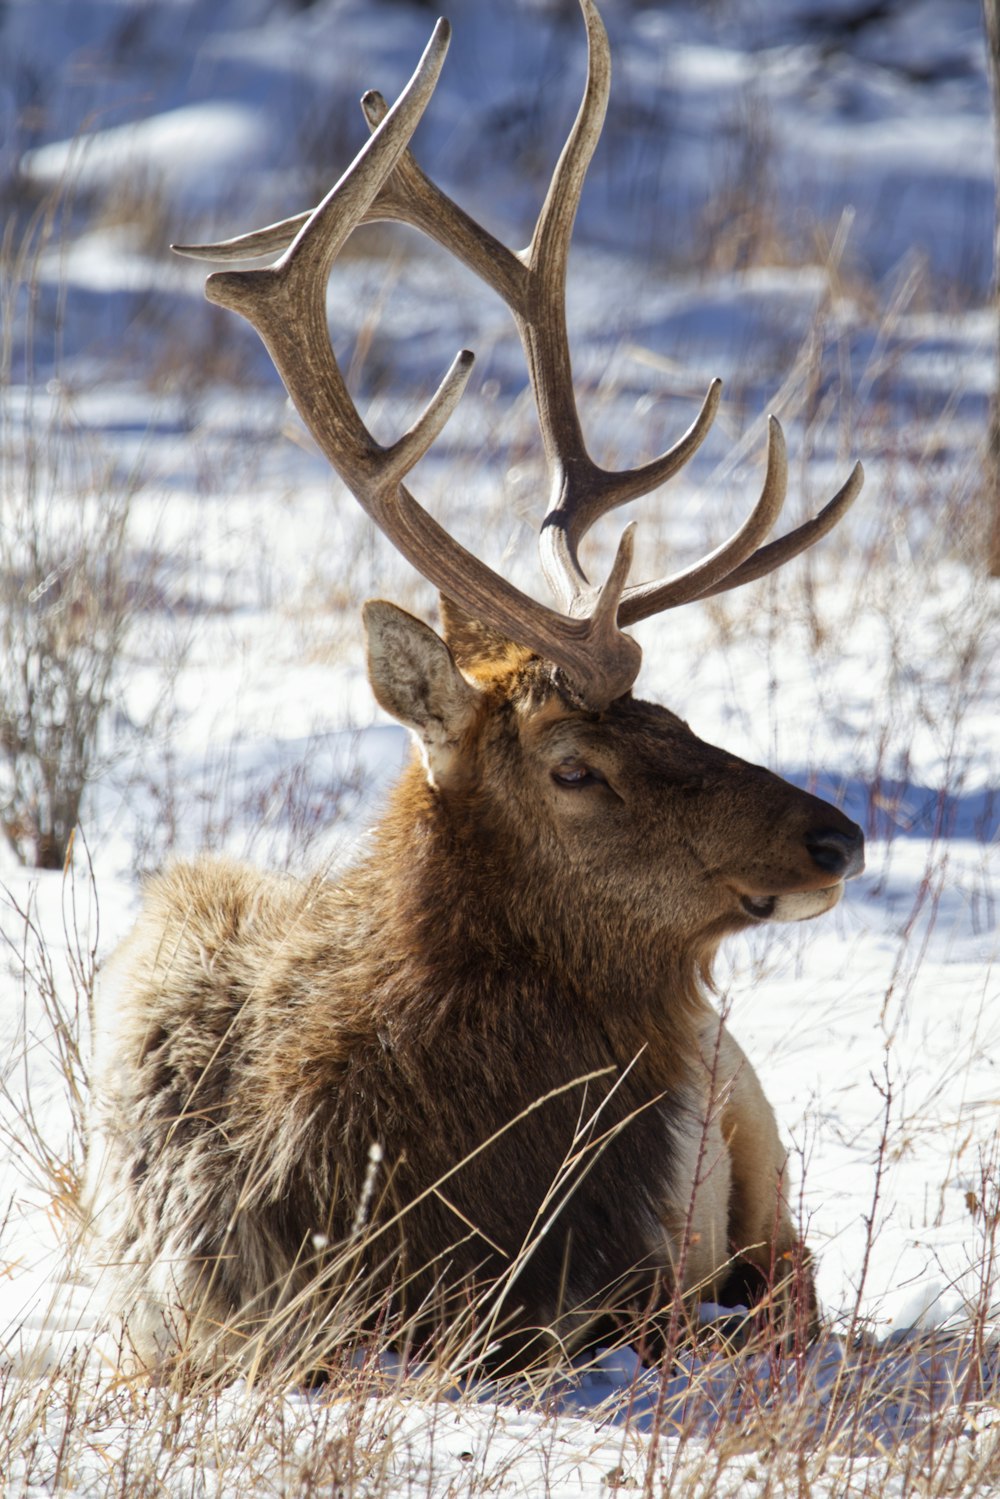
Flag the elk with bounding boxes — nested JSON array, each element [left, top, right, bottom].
[[84, 0, 865, 1380]]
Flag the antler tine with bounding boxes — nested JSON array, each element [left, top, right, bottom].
[[615, 448, 864, 624], [519, 0, 610, 483], [693, 458, 865, 603], [539, 379, 723, 613], [616, 415, 789, 622], [173, 214, 310, 264]]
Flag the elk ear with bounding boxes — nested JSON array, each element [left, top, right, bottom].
[[363, 600, 481, 785]]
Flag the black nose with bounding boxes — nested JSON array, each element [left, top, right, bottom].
[[805, 826, 865, 879]]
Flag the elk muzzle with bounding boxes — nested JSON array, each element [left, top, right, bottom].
[[755, 818, 863, 924]]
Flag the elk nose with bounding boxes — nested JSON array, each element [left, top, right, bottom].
[[804, 826, 865, 879]]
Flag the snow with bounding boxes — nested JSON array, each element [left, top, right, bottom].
[[21, 104, 272, 201], [1, 0, 999, 1491]]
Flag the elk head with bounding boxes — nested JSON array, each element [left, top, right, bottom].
[[173, 0, 865, 959], [362, 596, 862, 984]]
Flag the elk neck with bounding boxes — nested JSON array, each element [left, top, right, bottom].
[[342, 753, 710, 1092]]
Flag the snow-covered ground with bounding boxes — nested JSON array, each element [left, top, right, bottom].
[[1, 0, 998, 1492]]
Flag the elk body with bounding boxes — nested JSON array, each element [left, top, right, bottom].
[[85, 0, 865, 1378]]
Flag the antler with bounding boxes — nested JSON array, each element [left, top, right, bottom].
[[174, 0, 863, 709]]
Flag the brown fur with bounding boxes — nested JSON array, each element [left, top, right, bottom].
[[85, 608, 860, 1376]]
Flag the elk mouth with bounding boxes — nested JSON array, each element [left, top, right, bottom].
[[739, 883, 844, 924], [740, 894, 777, 920]]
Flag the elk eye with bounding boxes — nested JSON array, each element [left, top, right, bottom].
[[551, 762, 605, 789]]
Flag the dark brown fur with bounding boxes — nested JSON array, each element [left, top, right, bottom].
[[85, 613, 861, 1376]]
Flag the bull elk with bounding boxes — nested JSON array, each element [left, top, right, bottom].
[[85, 0, 865, 1379]]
